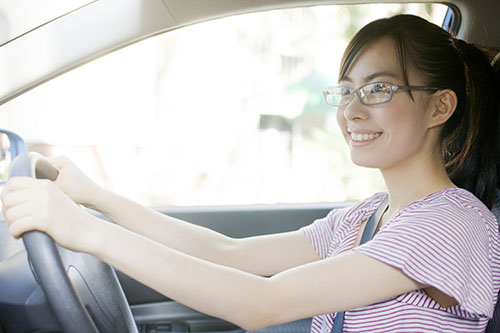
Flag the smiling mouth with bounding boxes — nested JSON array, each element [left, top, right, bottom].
[[350, 132, 382, 142]]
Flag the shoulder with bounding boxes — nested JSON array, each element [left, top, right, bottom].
[[384, 188, 499, 252], [302, 192, 387, 239], [397, 188, 497, 230]]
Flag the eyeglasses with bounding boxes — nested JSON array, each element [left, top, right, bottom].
[[322, 81, 440, 107]]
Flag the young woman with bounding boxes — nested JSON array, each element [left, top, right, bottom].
[[2, 14, 500, 332]]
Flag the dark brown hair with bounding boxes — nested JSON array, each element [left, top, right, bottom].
[[339, 14, 500, 208]]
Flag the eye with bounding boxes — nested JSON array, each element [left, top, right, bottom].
[[323, 86, 353, 106], [336, 87, 352, 96], [360, 82, 394, 105], [369, 82, 391, 94]]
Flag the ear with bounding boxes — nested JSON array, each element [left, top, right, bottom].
[[427, 89, 458, 128]]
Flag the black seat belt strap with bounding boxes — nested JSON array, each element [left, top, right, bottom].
[[330, 196, 389, 333]]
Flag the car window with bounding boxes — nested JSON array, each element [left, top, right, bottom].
[[0, 3, 448, 207]]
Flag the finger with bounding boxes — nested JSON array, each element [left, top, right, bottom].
[[2, 177, 36, 196], [8, 216, 45, 239], [3, 201, 34, 226], [1, 188, 31, 209]]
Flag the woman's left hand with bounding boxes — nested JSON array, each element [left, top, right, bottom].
[[1, 177, 99, 253]]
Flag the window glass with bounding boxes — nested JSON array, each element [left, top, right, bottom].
[[0, 3, 448, 206]]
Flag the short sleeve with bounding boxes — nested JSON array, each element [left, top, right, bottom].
[[355, 198, 496, 318], [300, 207, 350, 259], [301, 192, 387, 259]]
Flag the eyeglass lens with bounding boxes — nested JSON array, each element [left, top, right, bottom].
[[324, 82, 393, 106]]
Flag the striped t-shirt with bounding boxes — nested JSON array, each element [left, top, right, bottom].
[[301, 188, 500, 332]]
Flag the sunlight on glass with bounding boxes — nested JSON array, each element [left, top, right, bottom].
[[0, 3, 448, 206]]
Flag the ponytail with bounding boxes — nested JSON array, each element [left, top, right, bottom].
[[443, 40, 500, 208]]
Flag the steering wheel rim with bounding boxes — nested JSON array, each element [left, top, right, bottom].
[[9, 152, 137, 333]]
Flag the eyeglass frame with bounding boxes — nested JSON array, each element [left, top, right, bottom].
[[322, 81, 441, 107]]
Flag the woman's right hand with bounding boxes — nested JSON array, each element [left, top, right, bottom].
[[48, 156, 104, 208]]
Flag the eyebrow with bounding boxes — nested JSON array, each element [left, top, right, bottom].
[[342, 71, 401, 84]]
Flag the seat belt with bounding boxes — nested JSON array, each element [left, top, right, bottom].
[[331, 196, 389, 333]]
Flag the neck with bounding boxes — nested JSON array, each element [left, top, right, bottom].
[[380, 149, 455, 217]]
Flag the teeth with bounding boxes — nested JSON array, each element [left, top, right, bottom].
[[350, 132, 381, 141]]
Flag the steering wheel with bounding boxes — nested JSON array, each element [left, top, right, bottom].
[[8, 152, 137, 333]]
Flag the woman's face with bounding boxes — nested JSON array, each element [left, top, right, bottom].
[[336, 37, 435, 171]]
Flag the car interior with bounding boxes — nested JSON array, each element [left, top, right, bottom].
[[0, 0, 499, 332]]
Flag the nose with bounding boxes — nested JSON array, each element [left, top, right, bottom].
[[342, 95, 369, 121]]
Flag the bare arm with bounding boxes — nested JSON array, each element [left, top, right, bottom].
[[92, 188, 320, 276], [13, 157, 322, 276]]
